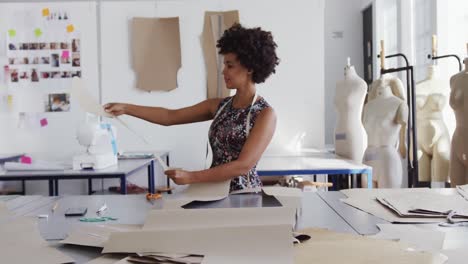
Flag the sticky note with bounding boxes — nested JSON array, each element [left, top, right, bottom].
[[34, 28, 43, 37], [66, 24, 74, 33], [42, 8, 50, 17], [7, 95, 13, 106], [61, 50, 70, 58], [8, 29, 16, 37], [20, 156, 32, 164], [40, 118, 48, 127]]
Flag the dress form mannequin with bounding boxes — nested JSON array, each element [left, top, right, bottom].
[[362, 74, 408, 188], [334, 58, 368, 162], [416, 65, 451, 183], [449, 48, 468, 186]]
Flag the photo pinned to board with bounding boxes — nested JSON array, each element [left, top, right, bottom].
[[45, 93, 70, 112]]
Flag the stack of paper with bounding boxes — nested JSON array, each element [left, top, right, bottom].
[[377, 192, 468, 219], [294, 228, 448, 264]]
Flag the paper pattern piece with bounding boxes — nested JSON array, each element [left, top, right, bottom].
[[0, 217, 74, 264], [368, 224, 445, 252], [162, 180, 230, 209], [131, 17, 181, 92], [143, 207, 295, 230], [202, 10, 239, 99], [294, 228, 448, 264], [103, 224, 293, 264]]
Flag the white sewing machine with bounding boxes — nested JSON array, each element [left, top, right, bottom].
[[73, 117, 118, 170]]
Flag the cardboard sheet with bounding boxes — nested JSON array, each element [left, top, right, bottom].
[[294, 228, 448, 264], [202, 11, 239, 99], [132, 17, 181, 92], [143, 207, 295, 230], [0, 217, 74, 264], [103, 224, 293, 264], [162, 180, 230, 209], [368, 224, 445, 252], [60, 224, 142, 248]]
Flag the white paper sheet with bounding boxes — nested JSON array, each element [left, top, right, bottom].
[[143, 207, 295, 230], [103, 224, 293, 264]]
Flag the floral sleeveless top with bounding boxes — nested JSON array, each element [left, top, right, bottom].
[[208, 96, 271, 192]]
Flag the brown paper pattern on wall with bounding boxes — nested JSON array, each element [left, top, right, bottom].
[[202, 10, 239, 99], [132, 17, 181, 92]]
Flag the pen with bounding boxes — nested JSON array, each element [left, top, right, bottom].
[[51, 201, 58, 212]]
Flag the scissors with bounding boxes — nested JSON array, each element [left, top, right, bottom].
[[438, 210, 468, 227], [146, 193, 162, 204]]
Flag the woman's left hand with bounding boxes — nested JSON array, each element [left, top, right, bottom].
[[165, 169, 194, 185]]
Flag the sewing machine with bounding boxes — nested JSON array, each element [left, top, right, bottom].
[[72, 117, 118, 170]]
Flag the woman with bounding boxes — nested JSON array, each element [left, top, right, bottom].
[[105, 24, 279, 192]]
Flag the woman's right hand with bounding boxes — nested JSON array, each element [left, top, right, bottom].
[[104, 103, 128, 116]]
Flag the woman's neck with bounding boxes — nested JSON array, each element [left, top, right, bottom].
[[233, 83, 256, 108]]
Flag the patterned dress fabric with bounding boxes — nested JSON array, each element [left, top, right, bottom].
[[209, 96, 271, 192]]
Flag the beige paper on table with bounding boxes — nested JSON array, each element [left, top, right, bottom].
[[85, 254, 127, 264], [202, 10, 239, 99], [143, 207, 295, 230], [0, 217, 74, 264], [368, 224, 445, 252], [60, 224, 142, 248], [294, 228, 448, 264], [132, 17, 181, 92], [103, 224, 293, 264], [162, 180, 231, 209]]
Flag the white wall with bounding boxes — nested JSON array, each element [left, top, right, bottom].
[[324, 0, 364, 145], [101, 0, 325, 175], [0, 0, 325, 194]]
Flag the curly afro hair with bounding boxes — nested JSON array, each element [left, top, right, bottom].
[[216, 23, 280, 84]]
